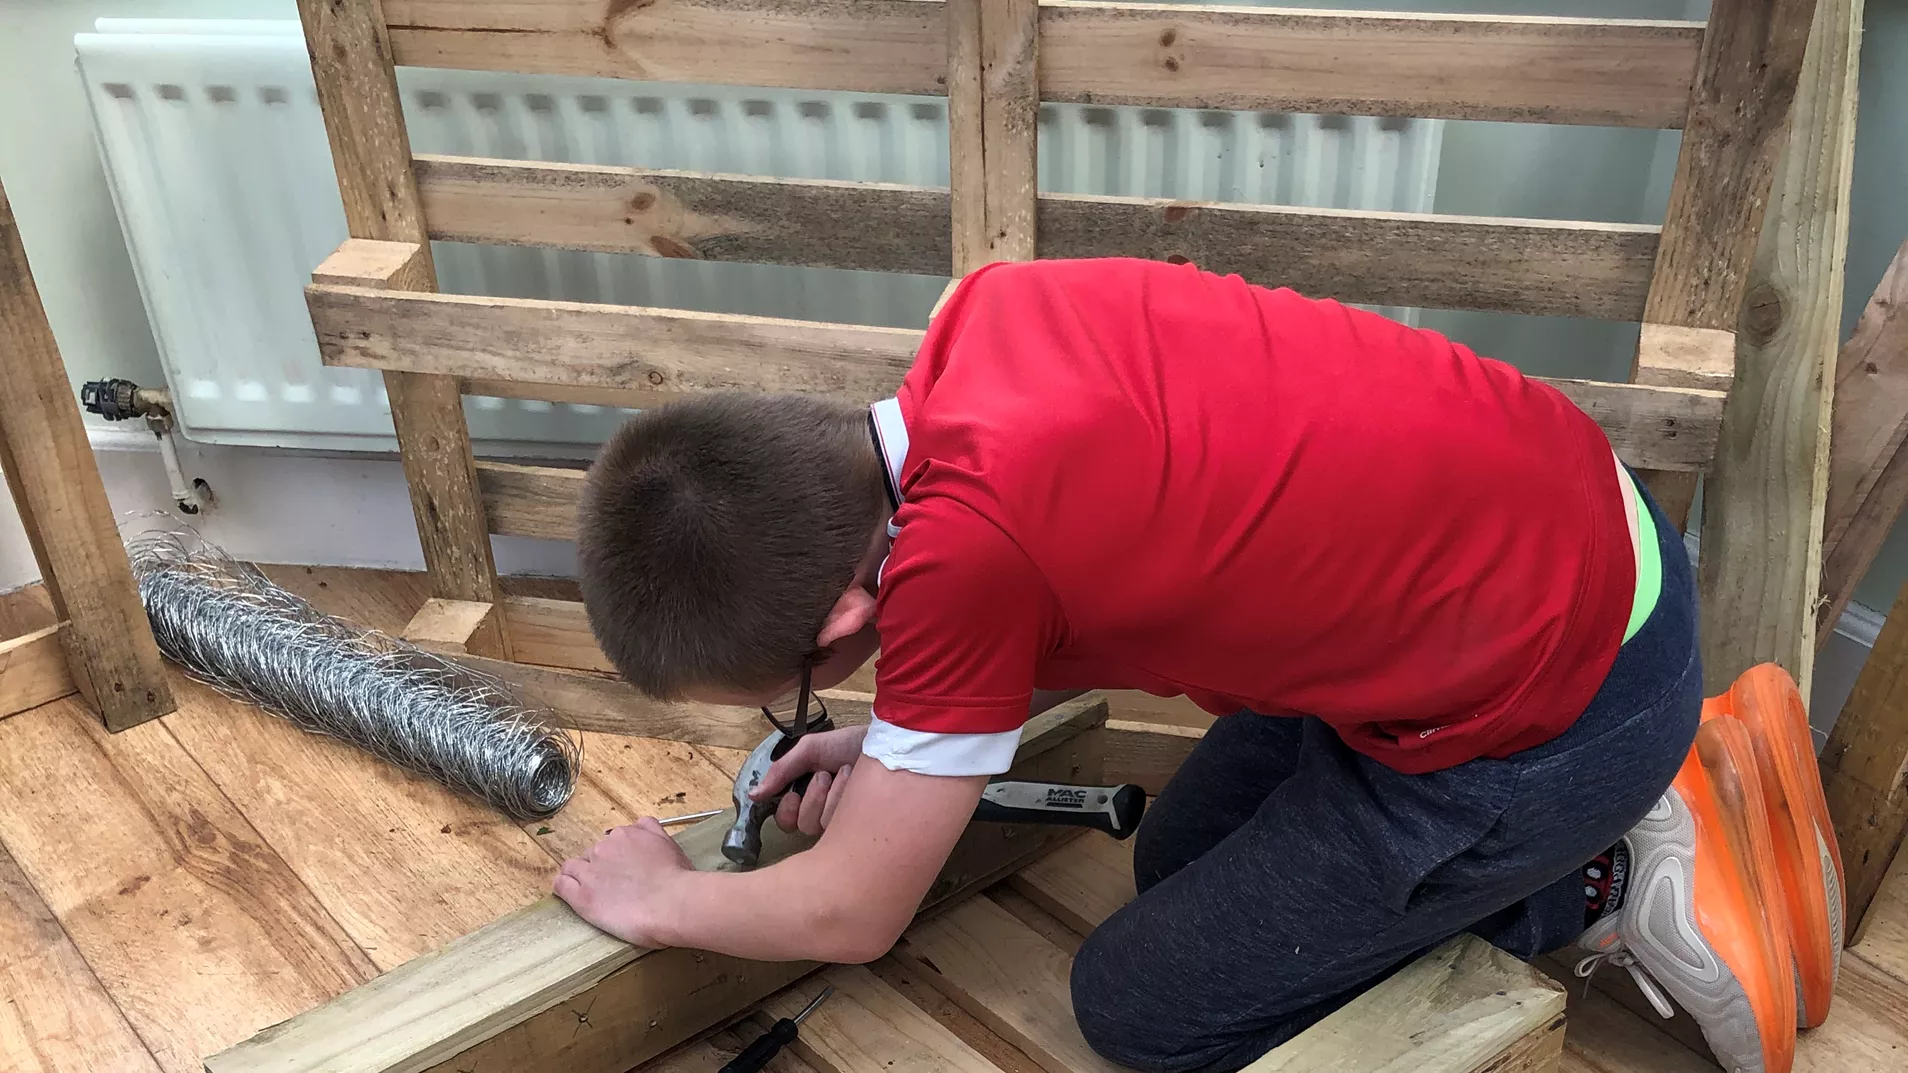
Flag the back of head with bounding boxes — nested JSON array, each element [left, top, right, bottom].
[[576, 392, 887, 699]]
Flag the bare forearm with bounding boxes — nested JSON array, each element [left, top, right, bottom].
[[657, 847, 912, 964]]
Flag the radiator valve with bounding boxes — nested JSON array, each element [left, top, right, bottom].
[[80, 378, 213, 515]]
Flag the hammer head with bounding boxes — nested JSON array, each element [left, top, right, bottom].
[[722, 715, 833, 868]]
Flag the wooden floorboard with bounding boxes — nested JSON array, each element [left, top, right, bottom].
[[1006, 833, 1134, 937], [757, 966, 1006, 1073], [0, 843, 162, 1073], [0, 696, 375, 1073]]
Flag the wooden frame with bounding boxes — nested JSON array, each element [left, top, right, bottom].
[[231, 0, 1826, 1069], [0, 177, 175, 731]]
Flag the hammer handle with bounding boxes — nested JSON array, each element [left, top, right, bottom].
[[972, 780, 1147, 839]]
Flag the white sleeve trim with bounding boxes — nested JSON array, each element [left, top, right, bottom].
[[861, 714, 1024, 777]]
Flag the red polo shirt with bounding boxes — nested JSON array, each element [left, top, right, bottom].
[[865, 258, 1633, 776]]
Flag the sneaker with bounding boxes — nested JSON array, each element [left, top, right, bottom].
[[1576, 713, 1796, 1073], [1719, 663, 1845, 1027]]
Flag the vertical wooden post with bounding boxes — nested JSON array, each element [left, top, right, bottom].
[[948, 0, 1038, 276], [1823, 574, 1908, 941], [1696, 0, 1862, 697], [297, 0, 510, 659], [1631, 0, 1821, 527], [0, 179, 175, 730]]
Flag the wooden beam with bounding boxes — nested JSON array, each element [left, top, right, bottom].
[[399, 598, 499, 656], [316, 288, 1725, 472], [982, 0, 1037, 265], [474, 461, 585, 542], [1633, 0, 1821, 526], [308, 285, 923, 401], [312, 239, 431, 289], [499, 595, 616, 674], [1244, 936, 1566, 1073], [756, 967, 1003, 1073], [414, 155, 951, 275], [1695, 0, 1860, 697], [1040, 2, 1700, 128], [0, 180, 174, 732], [1822, 571, 1908, 939], [458, 647, 876, 748], [462, 377, 672, 411], [205, 696, 1111, 1073], [383, 1, 1699, 129], [1007, 833, 1134, 937], [297, 0, 511, 659], [0, 624, 77, 721], [1039, 196, 1657, 321], [1818, 239, 1908, 643]]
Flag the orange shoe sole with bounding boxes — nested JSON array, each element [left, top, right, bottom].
[[1690, 708, 1797, 1073], [1717, 664, 1845, 1027]]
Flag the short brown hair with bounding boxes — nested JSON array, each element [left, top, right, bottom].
[[576, 392, 888, 699]]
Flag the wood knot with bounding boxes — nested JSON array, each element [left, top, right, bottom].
[[1166, 254, 1191, 265], [1159, 29, 1177, 46], [649, 235, 698, 259], [1162, 204, 1192, 224], [1164, 57, 1180, 73], [629, 192, 656, 212], [648, 370, 666, 385], [1742, 281, 1783, 345]]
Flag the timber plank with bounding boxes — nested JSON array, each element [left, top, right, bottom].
[[644, 1022, 824, 1073], [1551, 968, 1714, 1073], [0, 843, 162, 1073], [298, 0, 509, 658], [1819, 238, 1908, 641], [160, 676, 557, 973], [1006, 832, 1134, 937], [0, 623, 75, 720], [1038, 195, 1657, 321], [415, 156, 951, 275], [869, 958, 1049, 1073], [947, 0, 986, 273], [501, 594, 616, 673], [1245, 935, 1565, 1073], [758, 966, 1005, 1073], [892, 895, 1119, 1073], [1821, 571, 1908, 935], [474, 461, 585, 543], [1850, 848, 1908, 986], [1633, 0, 1820, 525], [206, 698, 1109, 1073], [1696, 0, 1862, 698], [0, 180, 173, 731], [400, 597, 498, 655], [0, 698, 374, 1073], [312, 287, 1725, 473], [532, 735, 738, 862], [1103, 718, 1202, 795], [1793, 953, 1908, 1071], [1039, 2, 1699, 128], [981, 0, 1037, 265], [384, 1, 1700, 128]]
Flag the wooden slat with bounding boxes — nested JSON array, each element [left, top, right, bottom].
[[0, 698, 376, 1071], [1792, 952, 1908, 1071], [533, 734, 739, 862], [297, 1, 511, 658], [1633, 0, 1820, 525], [947, 0, 987, 273], [385, 0, 949, 96], [1850, 849, 1908, 985], [0, 623, 76, 720], [1041, 2, 1700, 128], [205, 697, 1109, 1073], [501, 594, 616, 673], [475, 461, 585, 542], [308, 285, 923, 400], [758, 967, 1006, 1073], [0, 843, 163, 1073], [893, 895, 1120, 1073], [1039, 195, 1658, 321], [1822, 571, 1908, 937], [458, 648, 873, 748], [384, 1, 1698, 129], [1818, 239, 1908, 643], [1695, 0, 1861, 698], [1007, 832, 1135, 936], [1245, 936, 1566, 1073], [415, 155, 950, 274], [1635, 324, 1735, 392], [646, 1022, 824, 1073], [0, 180, 174, 732], [982, 0, 1037, 264], [325, 288, 1725, 473]]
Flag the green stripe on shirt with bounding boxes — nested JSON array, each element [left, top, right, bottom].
[[1620, 467, 1662, 644]]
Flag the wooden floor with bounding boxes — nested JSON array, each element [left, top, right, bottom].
[[0, 566, 1903, 1073]]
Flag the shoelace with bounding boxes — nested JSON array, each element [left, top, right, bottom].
[[1575, 950, 1677, 1019]]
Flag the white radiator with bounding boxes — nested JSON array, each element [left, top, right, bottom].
[[75, 18, 1443, 455]]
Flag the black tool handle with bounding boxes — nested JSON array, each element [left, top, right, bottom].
[[971, 781, 1147, 839], [719, 1018, 798, 1073]]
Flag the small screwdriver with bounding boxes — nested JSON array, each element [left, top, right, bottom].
[[718, 985, 835, 1073]]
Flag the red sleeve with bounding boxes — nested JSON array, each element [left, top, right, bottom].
[[867, 496, 1066, 775]]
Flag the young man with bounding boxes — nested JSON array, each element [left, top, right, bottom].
[[557, 258, 1841, 1073]]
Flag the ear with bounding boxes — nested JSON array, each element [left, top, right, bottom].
[[816, 585, 878, 649]]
